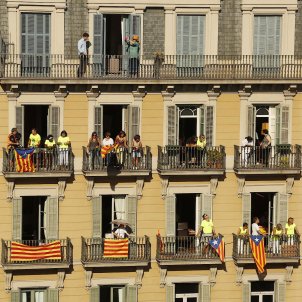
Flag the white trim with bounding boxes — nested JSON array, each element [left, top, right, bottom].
[[167, 184, 210, 195], [93, 184, 136, 196], [166, 275, 209, 285], [243, 183, 286, 194], [14, 186, 58, 197], [91, 278, 135, 287], [11, 280, 56, 290], [242, 274, 285, 283]]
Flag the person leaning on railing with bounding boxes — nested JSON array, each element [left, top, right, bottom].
[[196, 134, 207, 165], [197, 214, 216, 256], [237, 222, 249, 255], [57, 130, 71, 169], [285, 217, 300, 245], [44, 134, 56, 170], [6, 128, 22, 170], [115, 131, 128, 166], [27, 128, 41, 167], [131, 134, 143, 169], [87, 131, 101, 170], [271, 223, 283, 255]]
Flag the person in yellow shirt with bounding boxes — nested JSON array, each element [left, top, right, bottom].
[[196, 134, 206, 166], [197, 213, 215, 256], [272, 224, 283, 255], [285, 217, 300, 245], [57, 130, 71, 168], [44, 135, 56, 170], [28, 128, 41, 148], [237, 222, 249, 255]]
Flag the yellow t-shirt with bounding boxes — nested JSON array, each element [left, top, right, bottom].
[[197, 138, 206, 149], [58, 136, 70, 149], [286, 223, 296, 235], [239, 227, 248, 235], [45, 139, 56, 148], [272, 228, 282, 240], [29, 133, 41, 147], [201, 219, 214, 234]]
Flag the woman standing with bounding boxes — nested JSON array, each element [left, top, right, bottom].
[[87, 132, 101, 169], [125, 35, 140, 77], [57, 130, 71, 169], [115, 131, 128, 166], [260, 129, 271, 167]]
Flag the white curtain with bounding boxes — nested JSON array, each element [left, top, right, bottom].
[[35, 291, 44, 302], [114, 195, 126, 220], [21, 292, 28, 302], [44, 197, 48, 240], [118, 287, 124, 302]]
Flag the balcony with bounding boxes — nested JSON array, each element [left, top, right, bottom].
[[81, 236, 151, 268], [82, 146, 152, 177], [234, 145, 301, 175], [157, 145, 226, 176], [232, 234, 300, 265], [1, 238, 72, 270], [2, 54, 302, 84], [156, 235, 223, 266]]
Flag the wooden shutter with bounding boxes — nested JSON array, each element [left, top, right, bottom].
[[196, 194, 203, 232], [242, 282, 251, 302], [199, 283, 211, 302], [45, 196, 59, 240], [166, 195, 176, 236], [202, 194, 213, 219], [205, 106, 214, 146], [280, 106, 289, 144], [92, 196, 102, 238], [128, 105, 140, 141], [199, 106, 205, 137], [276, 193, 288, 228], [16, 106, 24, 145], [275, 281, 286, 302], [47, 288, 59, 302], [94, 14, 104, 58], [94, 106, 103, 138], [50, 106, 60, 140], [269, 107, 276, 146], [247, 105, 255, 138], [167, 106, 178, 145], [242, 193, 251, 230], [166, 284, 175, 302], [12, 197, 22, 241], [126, 195, 137, 236], [90, 287, 100, 302], [10, 290, 20, 302], [126, 285, 137, 302]]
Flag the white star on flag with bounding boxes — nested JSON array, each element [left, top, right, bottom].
[[255, 238, 259, 242]]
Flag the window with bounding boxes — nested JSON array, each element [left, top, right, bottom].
[[11, 288, 58, 302], [90, 285, 137, 302], [21, 289, 46, 302]]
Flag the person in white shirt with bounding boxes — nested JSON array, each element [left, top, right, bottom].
[[102, 132, 114, 146], [113, 224, 130, 239], [77, 32, 89, 77], [251, 217, 262, 235]]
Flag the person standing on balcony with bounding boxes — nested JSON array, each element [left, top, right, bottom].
[[260, 129, 271, 167], [251, 217, 263, 235], [197, 214, 216, 256], [237, 222, 249, 255], [197, 134, 207, 166], [115, 131, 128, 166], [125, 35, 140, 77], [285, 217, 300, 245], [77, 32, 90, 77], [87, 131, 101, 170], [102, 132, 115, 166], [44, 134, 56, 170], [132, 135, 143, 169], [272, 223, 283, 255], [28, 128, 41, 148], [113, 223, 130, 239], [57, 130, 71, 169], [7, 128, 21, 170], [241, 136, 253, 167]]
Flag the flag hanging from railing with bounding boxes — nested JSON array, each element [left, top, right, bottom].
[[14, 148, 35, 172], [209, 236, 225, 262], [249, 235, 266, 273], [11, 241, 61, 261], [101, 145, 116, 159], [103, 239, 129, 258]]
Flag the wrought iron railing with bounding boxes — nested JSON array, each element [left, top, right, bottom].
[[156, 235, 222, 261], [82, 146, 151, 172], [157, 145, 226, 171], [234, 145, 301, 170], [232, 234, 300, 259], [1, 238, 72, 265], [2, 147, 74, 173], [81, 236, 151, 263], [2, 54, 302, 80]]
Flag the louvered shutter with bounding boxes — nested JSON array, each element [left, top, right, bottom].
[[199, 106, 205, 136], [275, 281, 286, 302], [202, 194, 213, 219], [199, 283, 211, 302], [94, 14, 104, 66], [242, 282, 251, 302], [12, 197, 22, 241], [166, 195, 176, 236], [94, 106, 103, 138], [276, 105, 281, 145], [205, 106, 214, 146], [128, 105, 140, 141], [11, 290, 20, 302], [45, 197, 59, 240], [47, 288, 59, 302], [167, 106, 178, 145], [196, 194, 203, 232], [280, 106, 289, 144], [15, 106, 24, 145], [50, 106, 60, 140], [126, 195, 137, 236], [247, 106, 255, 138], [276, 193, 288, 228], [92, 196, 102, 238], [126, 285, 137, 302], [166, 284, 175, 302], [242, 193, 251, 230], [90, 287, 100, 302]]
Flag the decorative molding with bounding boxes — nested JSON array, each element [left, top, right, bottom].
[[283, 85, 297, 100], [6, 85, 20, 101], [86, 178, 95, 200], [7, 180, 15, 201], [210, 178, 218, 196], [159, 267, 167, 288], [207, 85, 221, 101], [5, 272, 12, 292], [86, 85, 100, 101], [161, 86, 175, 102], [237, 177, 245, 197], [285, 266, 294, 283], [58, 179, 66, 201], [136, 177, 144, 200], [209, 267, 217, 286], [57, 270, 65, 291], [238, 85, 252, 100], [85, 270, 93, 289], [54, 85, 69, 100], [135, 268, 144, 289], [132, 86, 146, 102], [286, 177, 294, 195], [236, 266, 244, 284], [161, 177, 169, 199]]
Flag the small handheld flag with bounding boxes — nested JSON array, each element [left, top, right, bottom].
[[209, 236, 225, 262], [249, 235, 266, 273]]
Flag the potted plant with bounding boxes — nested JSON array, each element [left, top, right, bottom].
[[206, 149, 224, 169]]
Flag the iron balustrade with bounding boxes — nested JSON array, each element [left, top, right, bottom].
[[232, 234, 300, 260], [3, 54, 302, 80], [234, 145, 301, 170], [81, 236, 151, 263], [82, 146, 151, 172], [156, 235, 223, 261], [1, 238, 72, 265], [157, 145, 225, 171], [2, 147, 74, 173]]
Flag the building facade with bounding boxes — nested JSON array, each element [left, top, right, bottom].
[[0, 0, 302, 301]]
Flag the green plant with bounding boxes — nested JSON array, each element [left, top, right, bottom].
[[279, 155, 290, 167], [206, 149, 224, 168]]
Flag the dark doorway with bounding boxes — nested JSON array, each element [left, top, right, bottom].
[[179, 118, 197, 146], [102, 195, 113, 238], [105, 14, 123, 56], [103, 105, 123, 139], [176, 194, 196, 235]]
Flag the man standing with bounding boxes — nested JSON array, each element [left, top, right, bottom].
[[77, 32, 90, 77]]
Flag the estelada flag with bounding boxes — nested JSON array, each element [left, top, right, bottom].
[[15, 148, 35, 172], [249, 235, 266, 273], [101, 145, 116, 158], [103, 239, 129, 258], [11, 241, 61, 262], [209, 236, 225, 262]]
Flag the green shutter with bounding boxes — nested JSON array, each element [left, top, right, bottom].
[[199, 106, 205, 137], [247, 106, 255, 138], [202, 194, 213, 220], [205, 106, 214, 146], [45, 197, 59, 240], [15, 106, 24, 146], [199, 283, 211, 302], [12, 197, 22, 241], [90, 287, 100, 302], [166, 284, 175, 302], [276, 193, 288, 228], [94, 106, 103, 138], [92, 196, 102, 238], [166, 195, 176, 237], [126, 285, 137, 302], [11, 290, 20, 302], [128, 105, 140, 141], [47, 288, 59, 302], [126, 195, 137, 236], [242, 193, 251, 229], [50, 106, 60, 140], [242, 282, 251, 302], [94, 14, 104, 58], [275, 281, 286, 302], [167, 106, 178, 145], [280, 106, 289, 144], [196, 194, 203, 232]]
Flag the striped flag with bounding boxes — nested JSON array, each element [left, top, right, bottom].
[[11, 241, 62, 262], [209, 236, 225, 262], [249, 235, 266, 273], [103, 239, 129, 258], [15, 148, 35, 172], [101, 145, 116, 158]]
